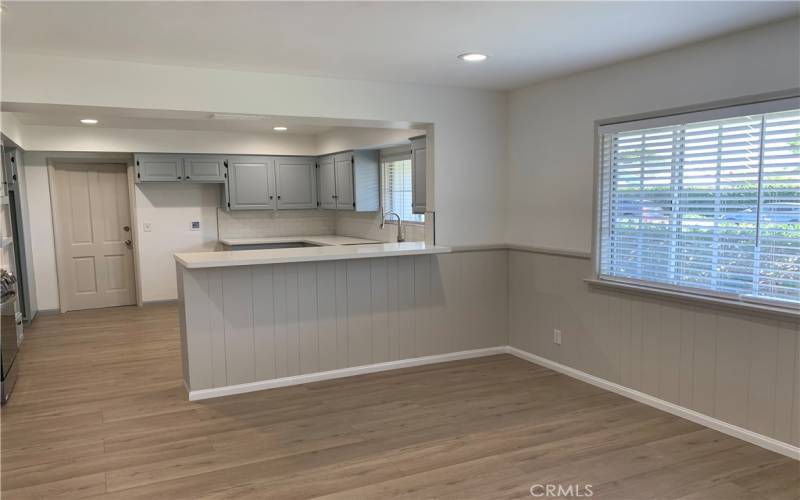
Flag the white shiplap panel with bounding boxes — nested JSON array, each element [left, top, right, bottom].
[[272, 264, 289, 378], [774, 321, 799, 445], [285, 264, 301, 376], [221, 267, 255, 386], [316, 262, 338, 372], [347, 259, 373, 367], [746, 317, 779, 438], [397, 256, 416, 360], [658, 302, 683, 405], [180, 269, 213, 390], [386, 256, 400, 361], [714, 312, 752, 428], [413, 255, 432, 356], [678, 305, 696, 408], [335, 261, 349, 368], [691, 310, 717, 417], [370, 259, 390, 363], [208, 269, 227, 388], [297, 263, 319, 375], [252, 266, 276, 381]]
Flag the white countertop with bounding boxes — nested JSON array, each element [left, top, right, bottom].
[[176, 242, 451, 269], [220, 235, 381, 246]]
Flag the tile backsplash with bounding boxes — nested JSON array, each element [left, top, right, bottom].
[[217, 209, 336, 239], [334, 211, 425, 243], [217, 208, 425, 243]]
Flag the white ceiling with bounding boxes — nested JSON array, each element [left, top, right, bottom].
[[1, 103, 424, 134], [1, 2, 798, 90]]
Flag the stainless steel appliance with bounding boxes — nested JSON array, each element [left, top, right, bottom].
[[1, 270, 21, 404], [1, 137, 23, 404]]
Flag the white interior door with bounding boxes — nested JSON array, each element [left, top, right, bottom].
[[53, 164, 136, 311]]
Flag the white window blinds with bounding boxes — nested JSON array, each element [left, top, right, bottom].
[[382, 156, 424, 223], [598, 98, 800, 307]]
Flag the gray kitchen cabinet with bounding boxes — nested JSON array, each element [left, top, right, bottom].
[[184, 155, 227, 182], [410, 136, 427, 214], [275, 157, 317, 209], [226, 156, 276, 210], [135, 154, 184, 182], [318, 150, 379, 212], [334, 153, 355, 210], [318, 156, 337, 209]]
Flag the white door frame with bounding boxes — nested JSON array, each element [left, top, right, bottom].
[[47, 156, 142, 312]]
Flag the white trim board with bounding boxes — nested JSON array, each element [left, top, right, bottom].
[[505, 346, 800, 461], [188, 346, 507, 401]]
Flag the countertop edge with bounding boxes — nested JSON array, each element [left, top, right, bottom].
[[176, 245, 452, 269]]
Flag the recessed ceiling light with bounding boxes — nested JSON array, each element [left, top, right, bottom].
[[80, 119, 99, 125], [273, 126, 288, 132], [458, 53, 489, 63]]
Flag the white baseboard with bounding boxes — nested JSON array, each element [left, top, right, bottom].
[[505, 346, 800, 461], [188, 346, 507, 402]]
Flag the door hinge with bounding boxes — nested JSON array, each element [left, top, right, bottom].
[[352, 202, 356, 207], [316, 201, 320, 207], [224, 160, 228, 167], [227, 202, 231, 208], [136, 160, 140, 166], [137, 172, 141, 178], [224, 172, 227, 178]]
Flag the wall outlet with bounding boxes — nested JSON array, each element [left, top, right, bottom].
[[143, 222, 152, 232], [191, 221, 200, 231], [553, 329, 562, 345]]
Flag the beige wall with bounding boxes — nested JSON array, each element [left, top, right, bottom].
[[508, 250, 800, 447], [3, 52, 508, 247], [504, 18, 800, 450], [507, 17, 800, 253]]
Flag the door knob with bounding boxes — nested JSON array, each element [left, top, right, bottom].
[[123, 225, 130, 232], [124, 239, 133, 247]]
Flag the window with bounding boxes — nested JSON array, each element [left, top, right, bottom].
[[382, 154, 424, 223], [597, 98, 799, 307]]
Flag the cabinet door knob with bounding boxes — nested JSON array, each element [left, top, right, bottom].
[[177, 176, 182, 180]]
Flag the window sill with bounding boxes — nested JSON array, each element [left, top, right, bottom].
[[584, 277, 799, 320]]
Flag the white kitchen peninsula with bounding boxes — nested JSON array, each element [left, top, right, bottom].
[[175, 243, 509, 400]]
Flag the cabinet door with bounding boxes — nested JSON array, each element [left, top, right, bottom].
[[227, 156, 276, 210], [184, 155, 226, 182], [135, 154, 184, 182], [334, 154, 354, 210], [318, 157, 337, 210], [412, 146, 427, 214], [275, 157, 317, 209]]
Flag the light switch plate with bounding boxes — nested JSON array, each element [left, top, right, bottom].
[[553, 329, 562, 345]]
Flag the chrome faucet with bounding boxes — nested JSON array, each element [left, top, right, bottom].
[[381, 212, 404, 242]]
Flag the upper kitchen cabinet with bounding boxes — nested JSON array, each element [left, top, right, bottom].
[[135, 154, 184, 182], [184, 155, 227, 182], [410, 136, 427, 214], [319, 150, 379, 212], [135, 154, 226, 183], [333, 153, 355, 210], [226, 156, 276, 210], [318, 156, 337, 210], [275, 157, 317, 209]]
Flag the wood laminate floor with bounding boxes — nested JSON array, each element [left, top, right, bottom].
[[1, 304, 797, 499]]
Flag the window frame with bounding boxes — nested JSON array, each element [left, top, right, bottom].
[[591, 90, 800, 316], [380, 148, 424, 224]]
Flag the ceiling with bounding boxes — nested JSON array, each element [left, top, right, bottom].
[[1, 2, 798, 90], [2, 103, 425, 134]]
